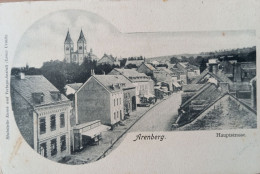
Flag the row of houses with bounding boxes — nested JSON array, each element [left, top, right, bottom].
[[11, 57, 239, 160], [136, 62, 201, 98], [11, 65, 157, 161], [174, 58, 257, 130]]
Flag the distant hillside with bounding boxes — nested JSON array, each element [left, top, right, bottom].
[[146, 46, 256, 63], [147, 53, 209, 63]]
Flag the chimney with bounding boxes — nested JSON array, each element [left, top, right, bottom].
[[233, 63, 241, 82], [219, 82, 229, 94], [91, 69, 95, 76], [208, 59, 219, 74]]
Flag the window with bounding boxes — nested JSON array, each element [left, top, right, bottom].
[[60, 135, 66, 152], [51, 139, 57, 156], [114, 112, 116, 119], [117, 111, 119, 118], [60, 113, 65, 128], [39, 118, 46, 134], [120, 98, 121, 105], [50, 115, 56, 131], [117, 99, 118, 105], [66, 47, 69, 51], [40, 143, 47, 157], [79, 46, 82, 50], [120, 110, 122, 118], [40, 94, 44, 102], [114, 99, 116, 106]]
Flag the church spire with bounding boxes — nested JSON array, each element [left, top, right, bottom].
[[78, 29, 86, 42], [65, 30, 73, 44]]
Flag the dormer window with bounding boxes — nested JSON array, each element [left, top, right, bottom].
[[79, 46, 82, 50], [66, 47, 69, 50], [50, 91, 61, 101], [32, 92, 44, 104]]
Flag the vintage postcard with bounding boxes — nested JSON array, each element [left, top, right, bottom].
[[0, 0, 260, 173]]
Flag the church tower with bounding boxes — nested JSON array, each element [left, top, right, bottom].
[[77, 29, 87, 64], [64, 30, 74, 63]]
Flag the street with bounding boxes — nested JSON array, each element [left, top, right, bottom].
[[64, 92, 182, 164], [129, 92, 182, 132], [96, 92, 182, 161]]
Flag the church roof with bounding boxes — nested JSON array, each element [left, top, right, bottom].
[[64, 30, 73, 44], [78, 29, 86, 42]]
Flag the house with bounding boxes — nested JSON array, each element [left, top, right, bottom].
[[175, 82, 224, 126], [108, 68, 154, 103], [151, 60, 159, 66], [137, 63, 155, 76], [171, 68, 187, 84], [176, 93, 257, 131], [97, 53, 120, 66], [239, 62, 256, 82], [193, 59, 255, 100], [153, 67, 177, 92], [64, 83, 83, 96], [75, 74, 136, 127], [176, 62, 200, 82], [191, 69, 233, 85], [11, 73, 72, 161]]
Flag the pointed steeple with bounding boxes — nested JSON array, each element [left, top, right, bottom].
[[65, 30, 73, 44], [77, 29, 86, 42]]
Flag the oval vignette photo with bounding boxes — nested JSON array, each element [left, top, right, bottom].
[[10, 9, 257, 165]]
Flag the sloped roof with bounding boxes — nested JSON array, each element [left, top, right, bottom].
[[178, 62, 188, 68], [11, 75, 70, 107], [64, 31, 73, 44], [77, 30, 86, 42], [182, 84, 205, 92], [171, 67, 185, 74], [144, 63, 155, 70], [125, 60, 144, 66], [98, 54, 115, 63], [191, 69, 232, 84], [66, 83, 83, 91], [156, 67, 175, 75], [93, 75, 135, 93], [187, 64, 200, 71], [178, 93, 256, 130], [113, 68, 147, 78], [181, 82, 221, 108], [241, 62, 256, 70]]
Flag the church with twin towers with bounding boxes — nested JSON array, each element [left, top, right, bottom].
[[64, 29, 98, 64]]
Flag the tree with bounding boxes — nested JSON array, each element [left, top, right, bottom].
[[199, 58, 207, 73], [125, 63, 137, 69], [120, 58, 127, 67], [170, 57, 179, 64]]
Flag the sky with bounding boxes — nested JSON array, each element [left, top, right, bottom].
[[14, 9, 256, 68]]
